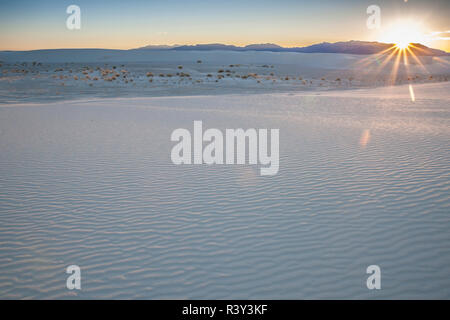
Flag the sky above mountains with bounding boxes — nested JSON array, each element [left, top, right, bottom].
[[0, 0, 449, 51]]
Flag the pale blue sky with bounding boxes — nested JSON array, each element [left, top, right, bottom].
[[0, 0, 448, 50]]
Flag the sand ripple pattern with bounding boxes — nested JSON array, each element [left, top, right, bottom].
[[0, 85, 449, 298]]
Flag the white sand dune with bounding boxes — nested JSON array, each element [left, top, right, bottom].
[[0, 81, 449, 299]]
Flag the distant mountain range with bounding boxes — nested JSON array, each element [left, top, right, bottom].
[[137, 41, 449, 56]]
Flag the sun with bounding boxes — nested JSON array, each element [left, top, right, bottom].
[[378, 19, 430, 48], [395, 40, 410, 50]]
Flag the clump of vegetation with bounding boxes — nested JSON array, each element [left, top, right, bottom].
[[197, 60, 202, 63], [178, 66, 183, 69], [146, 72, 153, 77], [218, 69, 224, 73]]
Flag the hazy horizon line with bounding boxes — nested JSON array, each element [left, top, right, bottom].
[[1, 40, 448, 53]]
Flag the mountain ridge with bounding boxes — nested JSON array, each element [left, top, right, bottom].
[[136, 40, 448, 56]]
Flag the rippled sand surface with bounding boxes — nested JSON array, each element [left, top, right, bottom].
[[0, 82, 449, 299]]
